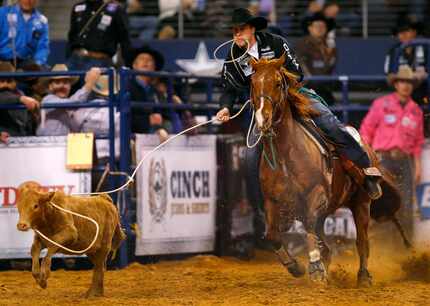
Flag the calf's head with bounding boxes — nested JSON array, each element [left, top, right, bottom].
[[16, 182, 55, 231]]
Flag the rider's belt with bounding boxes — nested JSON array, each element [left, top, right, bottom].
[[73, 48, 110, 60], [377, 149, 410, 160]]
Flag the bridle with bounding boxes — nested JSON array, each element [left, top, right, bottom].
[[250, 68, 289, 135]]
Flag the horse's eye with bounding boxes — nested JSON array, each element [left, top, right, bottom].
[[33, 204, 39, 210]]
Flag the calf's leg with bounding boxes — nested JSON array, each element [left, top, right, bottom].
[[86, 249, 110, 298], [31, 236, 43, 286], [39, 226, 78, 288]]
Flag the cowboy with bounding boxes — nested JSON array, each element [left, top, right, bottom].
[[215, 8, 382, 201], [36, 64, 101, 136], [360, 65, 424, 231]]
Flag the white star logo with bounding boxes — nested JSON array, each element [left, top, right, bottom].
[[176, 41, 223, 76]]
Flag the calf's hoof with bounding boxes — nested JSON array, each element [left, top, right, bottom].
[[84, 288, 104, 298], [308, 260, 327, 283], [37, 278, 47, 289], [286, 260, 306, 278], [357, 269, 372, 288]]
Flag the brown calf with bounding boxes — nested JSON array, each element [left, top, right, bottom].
[[16, 181, 126, 298]]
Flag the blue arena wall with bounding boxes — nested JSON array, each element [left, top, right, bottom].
[[49, 37, 396, 75]]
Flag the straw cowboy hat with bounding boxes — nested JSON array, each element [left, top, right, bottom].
[[92, 74, 119, 97], [387, 65, 418, 87], [0, 61, 16, 79], [231, 8, 268, 31], [43, 64, 79, 85]]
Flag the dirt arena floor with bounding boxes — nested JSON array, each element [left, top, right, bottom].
[[1, 242, 430, 306]]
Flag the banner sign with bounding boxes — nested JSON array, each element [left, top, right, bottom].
[[417, 139, 430, 219], [0, 137, 91, 259], [135, 135, 217, 255]]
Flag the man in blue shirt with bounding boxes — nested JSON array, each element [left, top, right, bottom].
[[0, 0, 49, 67]]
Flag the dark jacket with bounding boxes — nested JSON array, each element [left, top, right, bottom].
[[67, 0, 131, 58], [128, 77, 173, 133], [295, 35, 336, 76], [0, 88, 29, 135], [219, 31, 303, 112]]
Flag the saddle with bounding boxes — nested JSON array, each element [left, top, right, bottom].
[[296, 118, 370, 187]]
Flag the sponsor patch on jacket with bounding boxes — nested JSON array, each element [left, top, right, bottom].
[[401, 116, 417, 128], [75, 4, 86, 12], [98, 14, 112, 30], [261, 51, 275, 59], [106, 3, 119, 12], [384, 114, 397, 124]]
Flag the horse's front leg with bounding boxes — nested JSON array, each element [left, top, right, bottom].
[[351, 197, 372, 287], [264, 198, 305, 278]]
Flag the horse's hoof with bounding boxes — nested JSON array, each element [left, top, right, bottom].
[[357, 269, 372, 288], [309, 260, 327, 283], [286, 260, 306, 278]]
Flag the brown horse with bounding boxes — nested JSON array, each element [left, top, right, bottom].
[[249, 54, 408, 287]]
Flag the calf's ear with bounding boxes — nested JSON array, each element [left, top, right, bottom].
[[36, 191, 56, 205]]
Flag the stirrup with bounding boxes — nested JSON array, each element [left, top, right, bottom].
[[363, 167, 382, 177]]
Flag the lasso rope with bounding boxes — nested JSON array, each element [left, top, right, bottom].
[[36, 100, 253, 253], [213, 39, 250, 64], [34, 201, 100, 254]]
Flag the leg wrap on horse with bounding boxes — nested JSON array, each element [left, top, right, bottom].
[[307, 98, 371, 168]]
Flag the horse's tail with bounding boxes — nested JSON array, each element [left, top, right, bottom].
[[370, 172, 401, 221], [370, 168, 412, 249]]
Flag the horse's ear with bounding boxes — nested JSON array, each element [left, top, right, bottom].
[[276, 53, 286, 68], [249, 57, 258, 69]]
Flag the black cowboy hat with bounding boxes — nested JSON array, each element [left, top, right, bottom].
[[231, 8, 268, 31], [392, 19, 421, 35], [303, 12, 334, 30], [127, 45, 165, 71]]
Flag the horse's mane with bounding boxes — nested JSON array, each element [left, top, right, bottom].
[[252, 58, 319, 118]]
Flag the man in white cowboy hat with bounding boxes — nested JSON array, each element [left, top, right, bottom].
[[360, 65, 424, 230], [36, 64, 101, 136]]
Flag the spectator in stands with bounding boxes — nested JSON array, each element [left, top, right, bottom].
[[300, 0, 323, 34], [0, 0, 49, 68], [67, 0, 131, 71], [360, 66, 424, 229], [0, 61, 40, 136], [127, 0, 159, 40], [36, 65, 101, 136], [74, 74, 120, 162], [296, 12, 337, 104], [127, 46, 183, 141], [385, 19, 428, 104], [0, 130, 9, 144], [157, 0, 206, 38], [203, 0, 248, 37]]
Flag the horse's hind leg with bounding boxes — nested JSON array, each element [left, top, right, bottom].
[[315, 213, 331, 270], [351, 197, 372, 287], [265, 198, 305, 278]]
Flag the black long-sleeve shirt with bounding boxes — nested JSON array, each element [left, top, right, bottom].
[[67, 0, 131, 59], [219, 31, 303, 112]]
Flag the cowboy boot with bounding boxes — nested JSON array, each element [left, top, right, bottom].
[[362, 167, 382, 200]]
